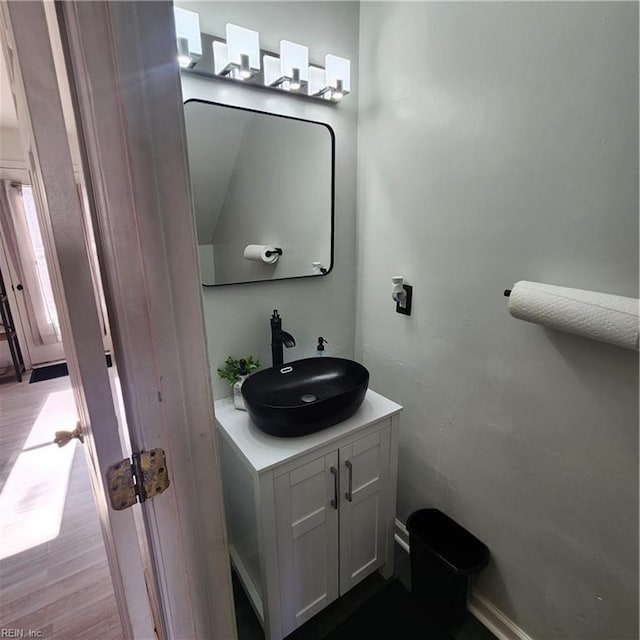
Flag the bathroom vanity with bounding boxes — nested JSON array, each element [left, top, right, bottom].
[[215, 390, 402, 640]]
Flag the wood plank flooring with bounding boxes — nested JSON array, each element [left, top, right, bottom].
[[0, 375, 123, 639]]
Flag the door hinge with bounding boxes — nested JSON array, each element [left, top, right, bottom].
[[106, 449, 170, 511]]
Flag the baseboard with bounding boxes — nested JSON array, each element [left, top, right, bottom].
[[467, 590, 533, 640], [394, 519, 532, 640], [394, 517, 410, 552]]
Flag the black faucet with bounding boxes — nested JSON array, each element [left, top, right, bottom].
[[271, 310, 296, 367]]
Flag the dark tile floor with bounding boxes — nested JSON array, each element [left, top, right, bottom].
[[232, 543, 497, 640]]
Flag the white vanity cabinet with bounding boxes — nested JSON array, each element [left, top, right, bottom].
[[215, 390, 402, 640]]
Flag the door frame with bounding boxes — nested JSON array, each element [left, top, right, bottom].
[[56, 2, 237, 638], [0, 165, 66, 367], [0, 160, 110, 368], [0, 171, 32, 370]]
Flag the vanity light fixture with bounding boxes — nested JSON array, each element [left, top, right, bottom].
[[280, 40, 309, 91], [325, 55, 350, 100], [307, 56, 350, 101], [213, 23, 260, 80], [191, 21, 351, 103], [264, 40, 308, 91], [173, 6, 202, 69]]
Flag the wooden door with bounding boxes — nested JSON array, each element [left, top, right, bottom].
[[274, 451, 340, 636], [0, 3, 157, 637], [2, 2, 239, 638], [56, 2, 237, 637], [339, 428, 391, 594]]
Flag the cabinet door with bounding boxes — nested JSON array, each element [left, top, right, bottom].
[[274, 451, 340, 636], [339, 428, 391, 594]]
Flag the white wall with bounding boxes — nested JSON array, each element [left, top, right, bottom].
[[0, 126, 81, 167], [357, 3, 638, 639], [177, 1, 359, 399], [0, 127, 28, 165]]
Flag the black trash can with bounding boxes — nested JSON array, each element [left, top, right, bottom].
[[406, 508, 489, 629]]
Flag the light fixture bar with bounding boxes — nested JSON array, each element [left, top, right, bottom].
[[189, 28, 350, 104]]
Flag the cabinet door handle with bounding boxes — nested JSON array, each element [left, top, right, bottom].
[[330, 466, 338, 509], [345, 460, 353, 502]]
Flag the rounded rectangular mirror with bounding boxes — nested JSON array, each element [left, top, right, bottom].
[[184, 99, 334, 286]]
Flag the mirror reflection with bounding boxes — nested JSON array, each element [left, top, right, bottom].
[[184, 100, 334, 286]]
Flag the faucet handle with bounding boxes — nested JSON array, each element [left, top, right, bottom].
[[271, 309, 282, 328]]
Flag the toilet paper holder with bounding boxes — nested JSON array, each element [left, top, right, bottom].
[[265, 248, 283, 257], [503, 289, 511, 297]]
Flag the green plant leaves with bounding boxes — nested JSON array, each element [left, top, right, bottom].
[[216, 355, 261, 385]]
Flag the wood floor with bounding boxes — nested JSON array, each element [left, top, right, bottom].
[[0, 375, 123, 639]]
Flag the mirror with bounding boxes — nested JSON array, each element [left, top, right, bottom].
[[184, 99, 334, 286]]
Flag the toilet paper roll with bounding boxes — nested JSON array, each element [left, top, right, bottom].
[[508, 281, 639, 351], [243, 245, 280, 264]]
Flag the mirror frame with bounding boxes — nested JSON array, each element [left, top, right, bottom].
[[184, 98, 336, 287]]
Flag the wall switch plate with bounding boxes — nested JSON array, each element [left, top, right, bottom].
[[396, 284, 413, 315]]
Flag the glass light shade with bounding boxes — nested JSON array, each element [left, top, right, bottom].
[[325, 54, 350, 93], [280, 41, 309, 83], [174, 7, 202, 58], [226, 23, 260, 72], [308, 65, 326, 97], [213, 41, 230, 75], [263, 55, 281, 86]]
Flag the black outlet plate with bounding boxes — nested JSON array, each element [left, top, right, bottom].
[[396, 284, 413, 316]]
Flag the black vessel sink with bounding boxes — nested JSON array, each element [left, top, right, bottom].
[[241, 357, 369, 437]]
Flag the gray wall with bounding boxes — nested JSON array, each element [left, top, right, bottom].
[[178, 1, 359, 399], [212, 115, 332, 283], [184, 103, 249, 245], [357, 3, 638, 639]]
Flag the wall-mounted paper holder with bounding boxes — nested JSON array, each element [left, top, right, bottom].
[[503, 280, 640, 351]]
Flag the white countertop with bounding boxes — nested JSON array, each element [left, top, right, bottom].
[[214, 389, 402, 473]]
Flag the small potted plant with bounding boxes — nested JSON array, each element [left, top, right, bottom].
[[217, 355, 260, 410]]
